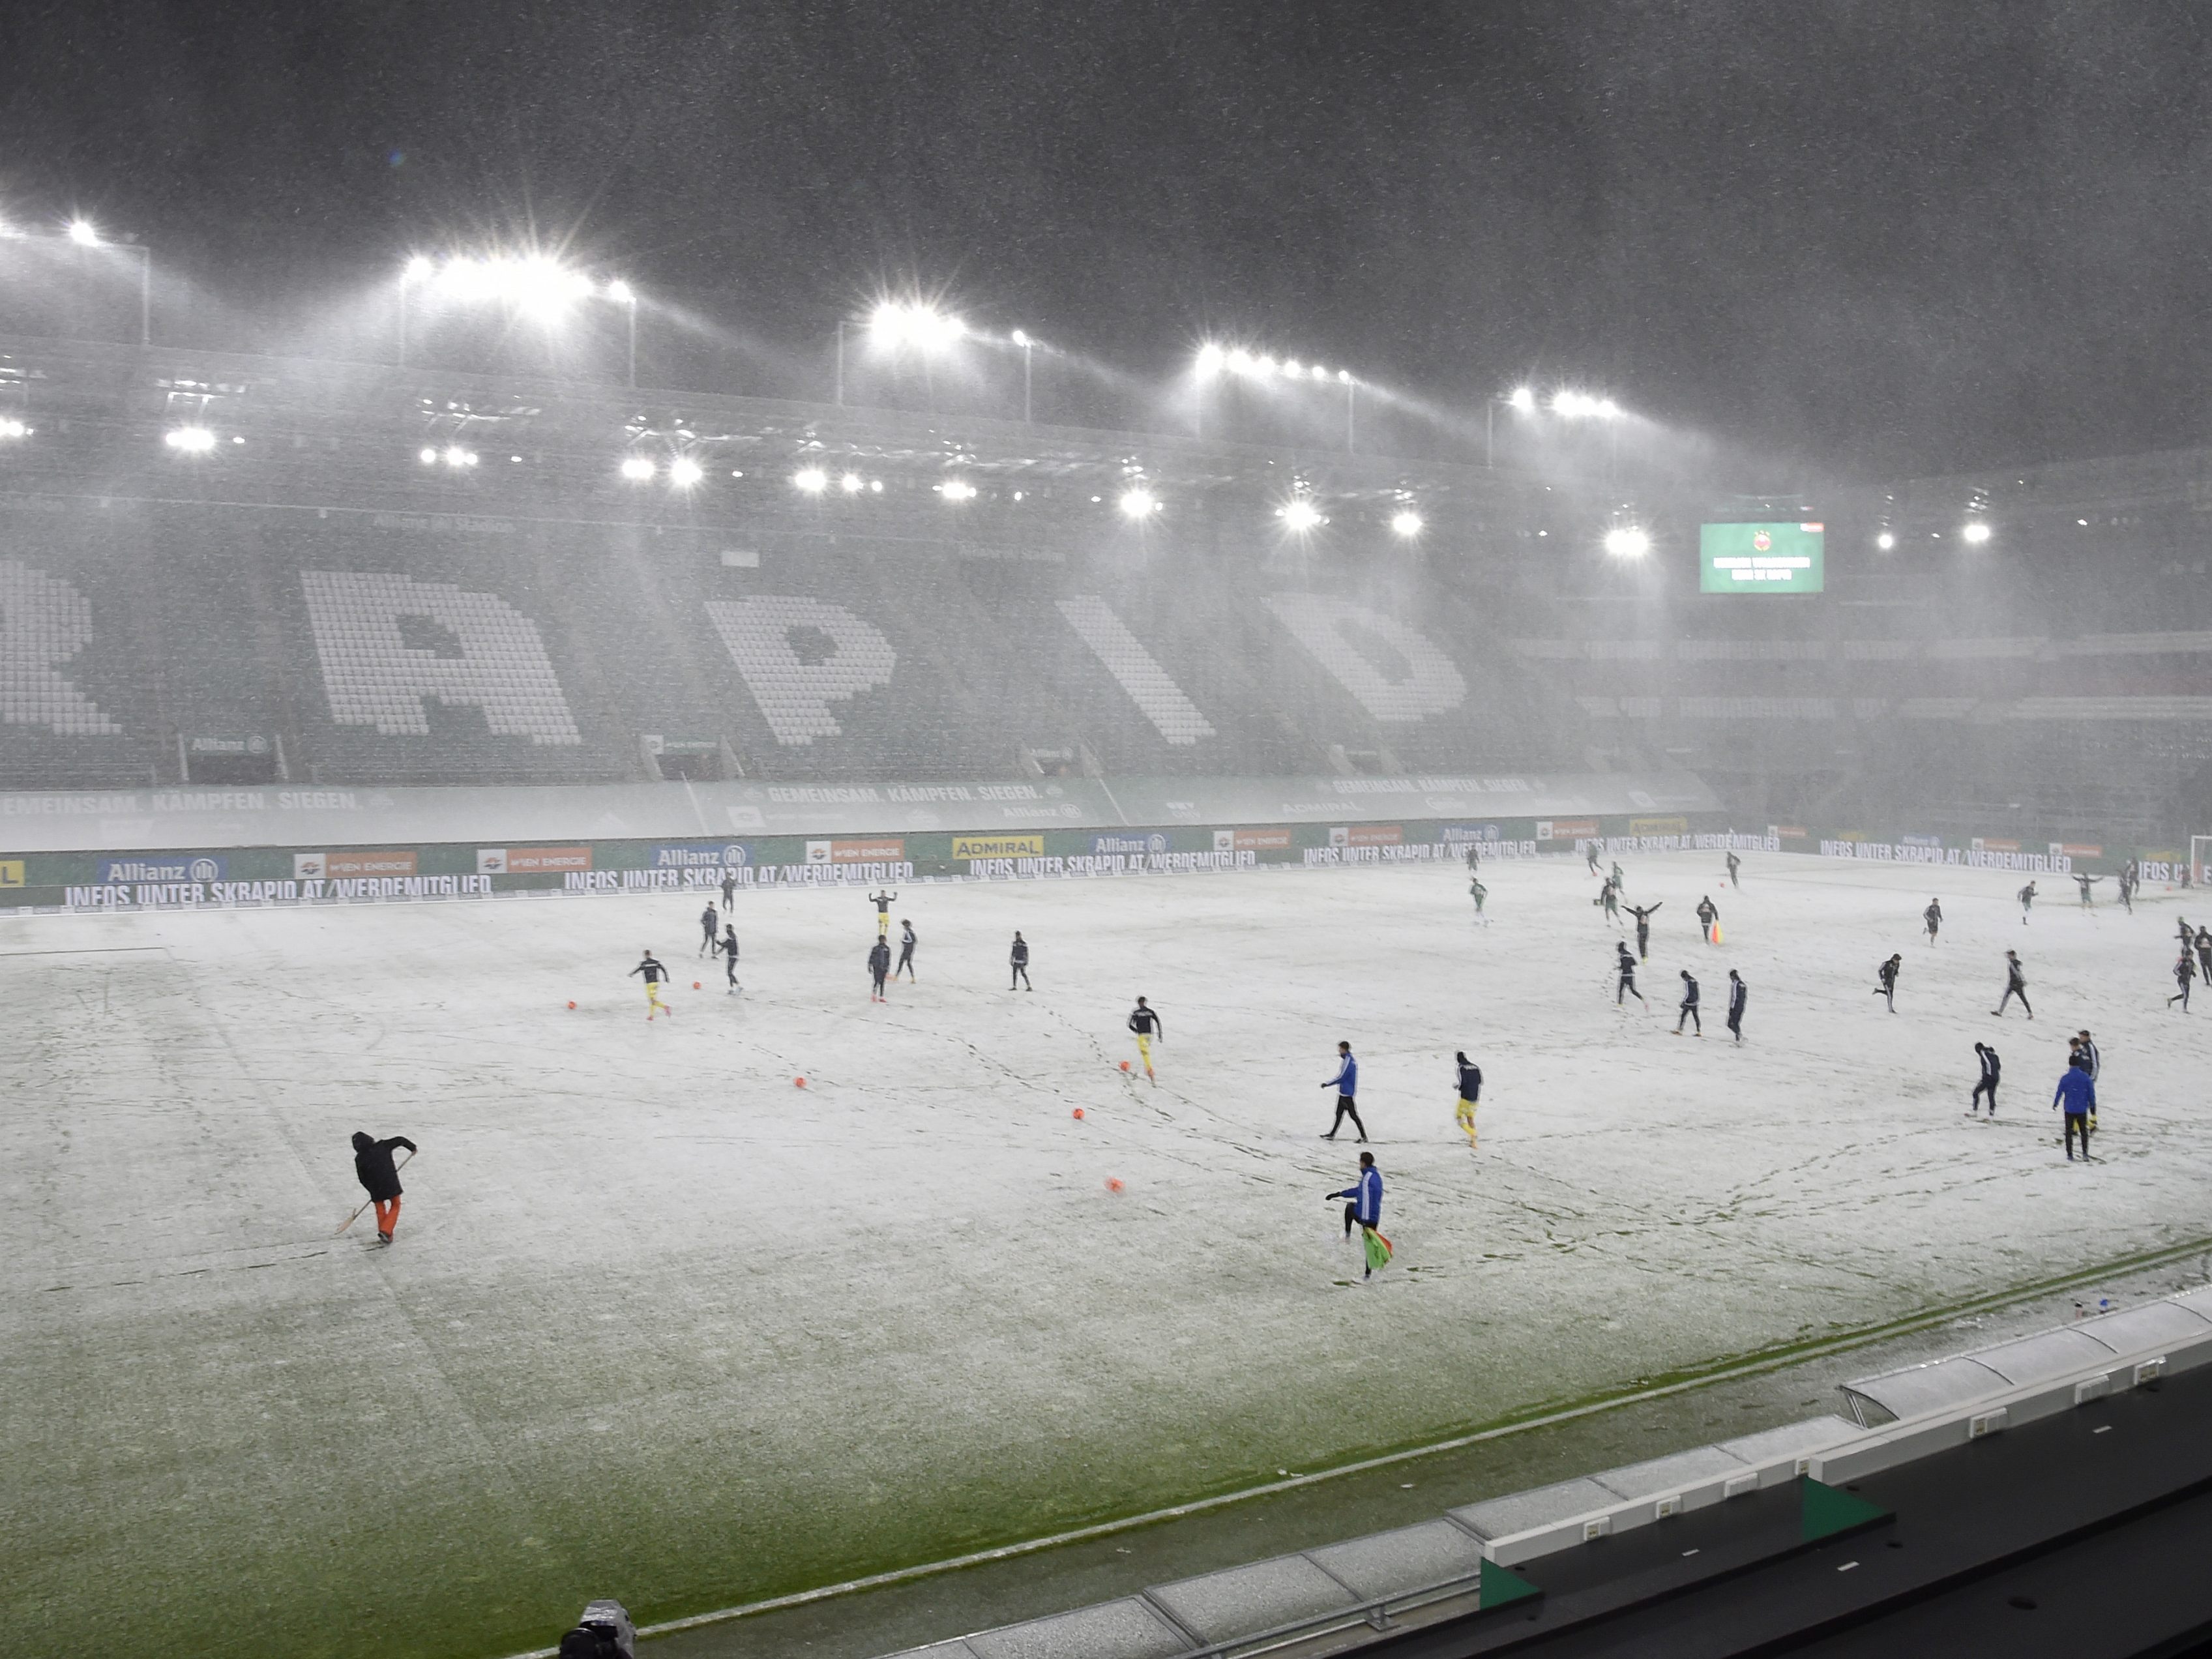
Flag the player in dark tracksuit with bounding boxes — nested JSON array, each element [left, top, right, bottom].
[[1327, 1152, 1385, 1279], [1674, 969, 1702, 1035], [1615, 941, 1645, 1006], [1924, 898, 1943, 945], [1010, 932, 1031, 990], [868, 937, 891, 1002], [715, 923, 741, 993], [1320, 1042, 1366, 1141], [896, 920, 917, 980], [1874, 952, 1901, 1012], [351, 1130, 418, 1245], [1992, 949, 2032, 1018], [1625, 902, 1662, 962], [698, 902, 720, 955], [2018, 881, 2037, 924], [2076, 872, 2102, 909], [1696, 895, 1719, 943], [2195, 927, 2212, 984], [1970, 1042, 2000, 1115], [2054, 1057, 2097, 1160], [1726, 970, 1747, 1043], [1726, 850, 1742, 888], [2172, 950, 2195, 1011], [720, 871, 737, 911]]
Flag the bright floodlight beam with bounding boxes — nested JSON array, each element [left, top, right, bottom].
[[1509, 386, 1536, 413], [619, 456, 656, 482], [840, 471, 864, 494], [792, 467, 829, 493], [67, 218, 100, 246], [1119, 488, 1158, 519], [1876, 531, 1897, 550], [871, 301, 966, 351], [1390, 510, 1423, 538], [1961, 520, 1993, 544], [164, 426, 216, 453], [668, 457, 703, 488], [1280, 499, 1323, 532], [1603, 525, 1651, 558], [1195, 342, 1226, 377]]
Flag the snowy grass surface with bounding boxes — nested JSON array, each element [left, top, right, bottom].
[[2, 852, 2204, 1658]]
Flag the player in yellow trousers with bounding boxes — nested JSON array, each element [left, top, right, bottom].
[[1454, 1051, 1482, 1148], [1128, 997, 1163, 1084], [629, 949, 675, 1020]]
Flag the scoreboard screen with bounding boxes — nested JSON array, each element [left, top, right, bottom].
[[1700, 522, 1825, 593]]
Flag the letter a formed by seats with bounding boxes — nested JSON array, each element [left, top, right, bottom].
[[302, 570, 581, 744]]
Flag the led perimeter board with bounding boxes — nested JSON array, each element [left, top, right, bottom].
[[1700, 522, 1825, 593]]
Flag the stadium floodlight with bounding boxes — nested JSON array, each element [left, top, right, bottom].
[[1603, 525, 1651, 558], [619, 456, 656, 482], [1961, 520, 1993, 544], [1195, 342, 1226, 377], [1010, 329, 1031, 347], [443, 445, 478, 468], [164, 426, 216, 453], [839, 471, 864, 494], [871, 301, 966, 351], [1391, 510, 1424, 538], [668, 457, 704, 488], [1280, 498, 1323, 533], [66, 218, 100, 246], [0, 418, 30, 439], [1255, 355, 1278, 376], [404, 255, 434, 282], [1224, 347, 1252, 374], [1876, 531, 1897, 550], [1284, 360, 1305, 379], [418, 446, 439, 464], [1509, 385, 1536, 413], [1336, 368, 1353, 385], [1118, 487, 1158, 519], [939, 478, 978, 502], [603, 278, 634, 305], [793, 466, 829, 493]]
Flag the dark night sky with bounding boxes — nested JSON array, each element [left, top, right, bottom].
[[3, 0, 2209, 477]]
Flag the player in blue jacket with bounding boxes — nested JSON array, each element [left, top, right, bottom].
[[2054, 1055, 2097, 1161], [1320, 1042, 1366, 1141], [1327, 1151, 1384, 1278]]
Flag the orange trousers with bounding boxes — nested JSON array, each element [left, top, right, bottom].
[[372, 1196, 402, 1237]]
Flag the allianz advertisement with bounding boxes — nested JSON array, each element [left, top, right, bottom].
[[0, 810, 1755, 910]]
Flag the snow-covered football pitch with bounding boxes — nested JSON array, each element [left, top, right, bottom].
[[5, 850, 2208, 1659]]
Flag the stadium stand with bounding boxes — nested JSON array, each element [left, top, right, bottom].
[[5, 330, 2211, 842]]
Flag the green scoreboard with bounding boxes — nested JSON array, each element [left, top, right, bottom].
[[1700, 522, 1825, 593]]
